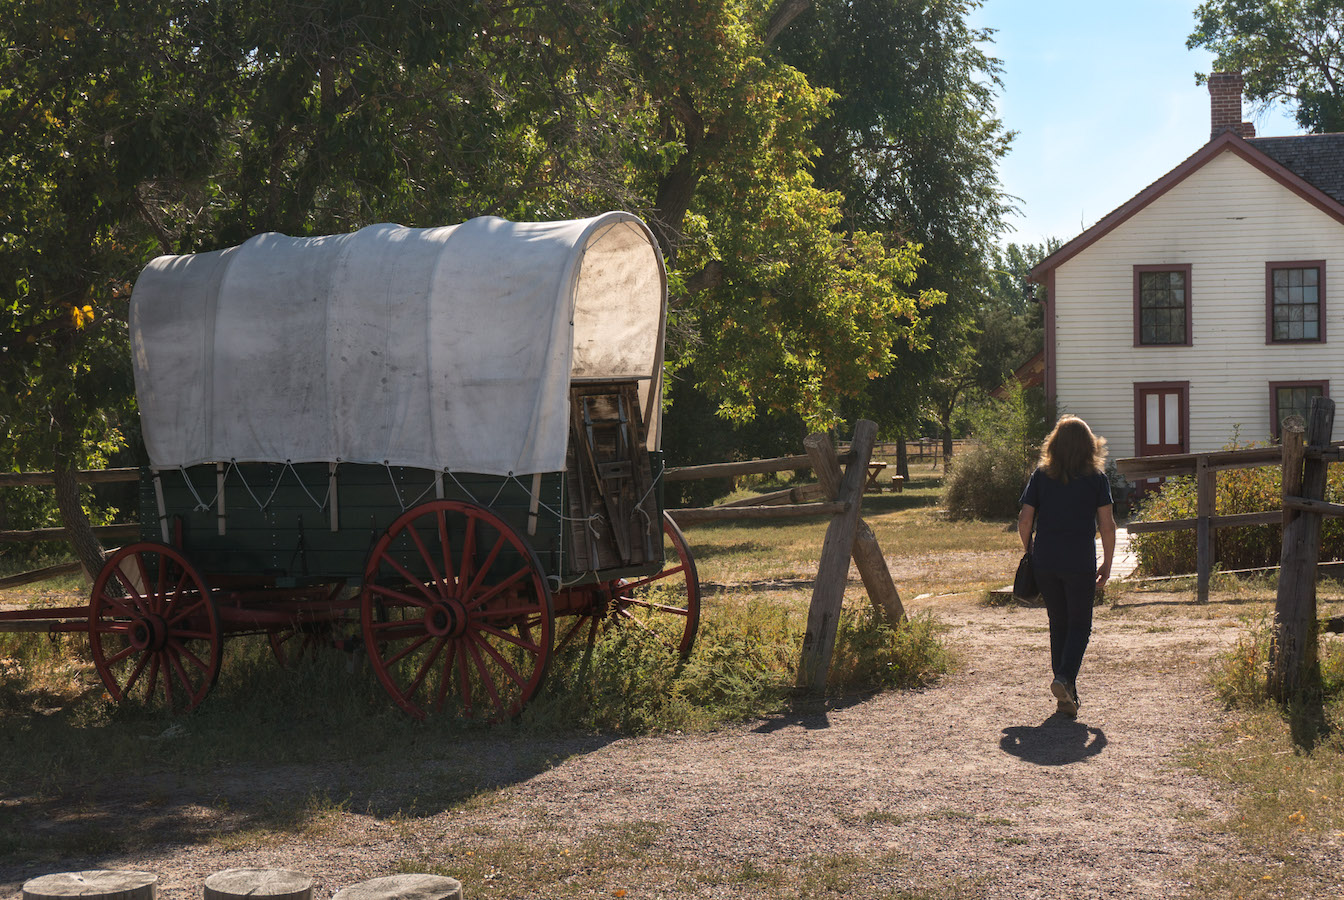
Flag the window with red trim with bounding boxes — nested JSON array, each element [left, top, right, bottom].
[[1267, 261, 1325, 344], [1134, 265, 1191, 346], [1270, 381, 1328, 438]]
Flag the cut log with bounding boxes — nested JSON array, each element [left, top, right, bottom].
[[332, 875, 463, 900], [23, 871, 158, 900], [203, 869, 313, 900]]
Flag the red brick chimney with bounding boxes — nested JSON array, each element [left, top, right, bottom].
[[1209, 72, 1256, 139]]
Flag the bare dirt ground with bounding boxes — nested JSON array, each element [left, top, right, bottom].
[[0, 587, 1333, 899]]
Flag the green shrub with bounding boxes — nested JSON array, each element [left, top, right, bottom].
[[943, 384, 1049, 520], [1132, 441, 1344, 575], [1211, 616, 1344, 717]]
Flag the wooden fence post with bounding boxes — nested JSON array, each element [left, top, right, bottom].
[[1271, 397, 1333, 703], [803, 432, 905, 626], [796, 420, 877, 692], [1196, 455, 1214, 603], [1281, 416, 1305, 529]]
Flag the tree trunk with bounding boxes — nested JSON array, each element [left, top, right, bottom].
[[52, 463, 108, 583], [941, 418, 954, 462], [895, 436, 909, 481]]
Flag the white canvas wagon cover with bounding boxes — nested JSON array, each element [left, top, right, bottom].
[[131, 212, 666, 476]]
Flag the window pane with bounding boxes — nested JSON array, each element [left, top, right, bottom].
[[1270, 267, 1323, 342], [1139, 269, 1187, 344], [1165, 393, 1180, 445], [1146, 395, 1160, 444]]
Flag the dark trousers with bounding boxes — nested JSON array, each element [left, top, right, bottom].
[[1036, 565, 1094, 685]]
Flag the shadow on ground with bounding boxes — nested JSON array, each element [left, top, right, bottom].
[[999, 717, 1107, 765]]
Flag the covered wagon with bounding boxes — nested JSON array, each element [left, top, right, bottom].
[[15, 212, 701, 720]]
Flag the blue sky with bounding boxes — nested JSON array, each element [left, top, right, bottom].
[[968, 0, 1303, 248]]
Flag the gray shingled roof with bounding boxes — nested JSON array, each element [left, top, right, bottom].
[[1248, 133, 1344, 204]]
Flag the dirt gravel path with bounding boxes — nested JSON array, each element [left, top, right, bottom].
[[0, 593, 1277, 899]]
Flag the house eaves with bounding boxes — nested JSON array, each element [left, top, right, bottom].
[[1028, 130, 1344, 282]]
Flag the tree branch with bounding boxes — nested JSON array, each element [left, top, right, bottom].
[[683, 260, 725, 296], [764, 0, 812, 46]]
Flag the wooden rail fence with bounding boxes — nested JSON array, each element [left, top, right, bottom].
[[1114, 444, 1285, 604], [663, 425, 906, 690], [1115, 395, 1340, 707]]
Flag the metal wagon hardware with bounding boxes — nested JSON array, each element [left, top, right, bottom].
[[2, 213, 699, 720]]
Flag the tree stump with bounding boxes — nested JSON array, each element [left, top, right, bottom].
[[203, 869, 313, 900], [332, 875, 463, 900], [22, 871, 158, 900]]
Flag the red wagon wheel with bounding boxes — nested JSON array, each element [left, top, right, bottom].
[[361, 500, 554, 721], [557, 512, 701, 659], [89, 542, 223, 714]]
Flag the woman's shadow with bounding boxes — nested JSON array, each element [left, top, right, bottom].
[[1000, 715, 1107, 765]]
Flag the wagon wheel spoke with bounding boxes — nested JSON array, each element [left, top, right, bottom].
[[600, 513, 701, 660], [458, 516, 478, 592], [366, 582, 436, 610], [474, 621, 543, 654], [464, 565, 533, 613], [136, 655, 160, 704], [101, 639, 138, 669], [167, 637, 214, 676], [89, 543, 222, 714], [403, 636, 449, 699], [555, 615, 600, 653], [462, 533, 509, 601], [384, 631, 436, 671], [166, 645, 199, 700], [116, 651, 152, 700], [110, 563, 151, 615], [615, 596, 694, 617], [471, 632, 532, 691], [465, 637, 508, 721], [361, 500, 553, 721], [379, 554, 443, 605], [96, 593, 141, 621], [404, 521, 448, 592], [436, 509, 457, 589], [457, 646, 474, 718], [432, 641, 458, 712]]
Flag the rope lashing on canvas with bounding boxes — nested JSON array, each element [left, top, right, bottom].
[[385, 462, 438, 513], [167, 459, 664, 535], [176, 462, 333, 514]]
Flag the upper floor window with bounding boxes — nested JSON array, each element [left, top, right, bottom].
[[1133, 264, 1192, 346], [1267, 261, 1325, 344]]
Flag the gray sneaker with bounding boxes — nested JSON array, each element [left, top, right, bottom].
[[1051, 678, 1078, 717]]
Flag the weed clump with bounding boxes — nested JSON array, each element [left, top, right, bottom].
[[528, 601, 953, 734]]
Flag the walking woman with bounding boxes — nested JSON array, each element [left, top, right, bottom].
[[1018, 415, 1116, 717]]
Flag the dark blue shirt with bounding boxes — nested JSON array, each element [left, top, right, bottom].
[[1020, 466, 1113, 573]]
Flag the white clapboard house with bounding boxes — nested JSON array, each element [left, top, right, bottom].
[[1029, 73, 1344, 463]]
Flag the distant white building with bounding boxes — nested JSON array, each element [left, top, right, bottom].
[[1030, 73, 1344, 462]]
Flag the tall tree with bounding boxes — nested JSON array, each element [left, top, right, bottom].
[[1189, 0, 1344, 132], [772, 0, 1014, 451], [611, 0, 940, 429], [2, 0, 941, 571]]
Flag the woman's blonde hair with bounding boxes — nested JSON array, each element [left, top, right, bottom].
[[1039, 415, 1108, 483]]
